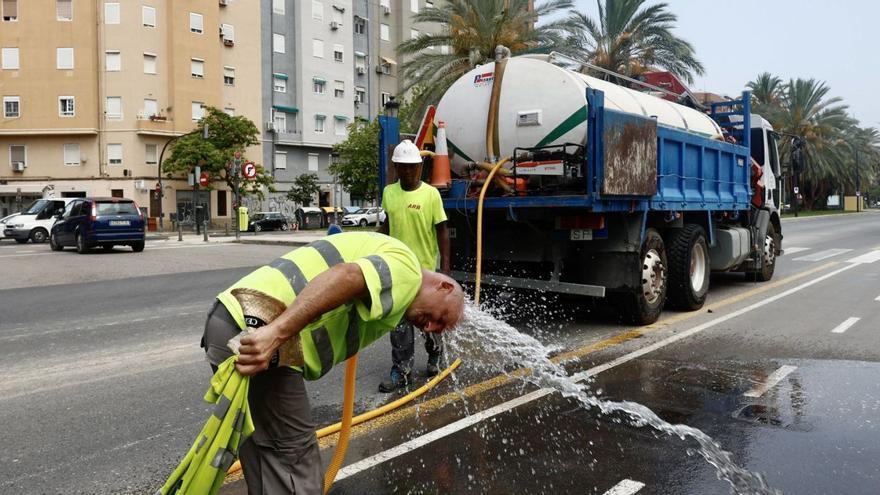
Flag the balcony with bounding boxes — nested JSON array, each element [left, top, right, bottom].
[[136, 117, 179, 137]]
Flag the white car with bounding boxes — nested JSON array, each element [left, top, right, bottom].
[[340, 207, 386, 227], [0, 213, 20, 240]]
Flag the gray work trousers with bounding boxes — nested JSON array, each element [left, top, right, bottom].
[[390, 320, 443, 375], [202, 300, 322, 495]]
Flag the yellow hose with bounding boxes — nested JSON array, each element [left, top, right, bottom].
[[323, 355, 358, 494], [475, 158, 510, 305]]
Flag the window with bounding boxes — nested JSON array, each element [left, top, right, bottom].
[[191, 102, 203, 121], [142, 5, 156, 27], [273, 33, 285, 53], [312, 39, 323, 58], [335, 117, 347, 136], [380, 61, 391, 75], [273, 75, 286, 93], [380, 23, 389, 41], [57, 0, 73, 21], [224, 107, 235, 116], [3, 96, 20, 118], [313, 78, 326, 94], [9, 145, 25, 168], [355, 52, 366, 70], [334, 80, 344, 99], [308, 153, 319, 171], [1, 47, 19, 69], [272, 0, 285, 15], [191, 58, 204, 78], [411, 0, 419, 13], [3, 0, 17, 21], [57, 48, 74, 70], [145, 144, 158, 164], [273, 111, 287, 133], [411, 29, 419, 40], [105, 50, 121, 71], [223, 66, 235, 86], [314, 115, 325, 133], [104, 3, 120, 24], [381, 92, 392, 106], [111, 189, 123, 198], [189, 12, 203, 33], [221, 24, 234, 44], [107, 143, 123, 165], [105, 96, 122, 120], [143, 53, 156, 74], [275, 152, 287, 170], [63, 144, 80, 166], [354, 16, 365, 35], [59, 96, 75, 117], [312, 0, 323, 21], [143, 98, 157, 117], [355, 87, 365, 103], [217, 191, 227, 216], [333, 44, 343, 63]]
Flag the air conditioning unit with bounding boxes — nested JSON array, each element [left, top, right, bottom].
[[134, 179, 148, 191], [330, 21, 340, 30], [382, 6, 390, 15], [11, 162, 25, 172], [265, 121, 276, 132], [357, 66, 366, 75]]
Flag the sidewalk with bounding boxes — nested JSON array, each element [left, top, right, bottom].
[[146, 229, 327, 247]]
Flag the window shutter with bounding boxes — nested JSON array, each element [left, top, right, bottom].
[[57, 0, 73, 20], [64, 144, 80, 165]]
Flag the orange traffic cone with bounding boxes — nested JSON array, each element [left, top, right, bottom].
[[430, 121, 452, 189]]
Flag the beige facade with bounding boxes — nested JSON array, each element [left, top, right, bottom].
[[0, 0, 261, 225]]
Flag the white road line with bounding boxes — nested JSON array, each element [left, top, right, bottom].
[[793, 248, 852, 262], [830, 316, 861, 334], [0, 252, 54, 258], [335, 262, 859, 481], [847, 250, 880, 264], [743, 365, 798, 398], [603, 480, 645, 495], [783, 247, 810, 255], [875, 294, 880, 302]]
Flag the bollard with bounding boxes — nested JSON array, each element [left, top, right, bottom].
[[203, 220, 209, 242], [177, 219, 183, 242]]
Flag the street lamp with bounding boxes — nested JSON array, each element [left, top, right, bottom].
[[383, 96, 400, 118]]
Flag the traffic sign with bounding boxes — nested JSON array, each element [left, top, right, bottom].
[[199, 171, 210, 187], [242, 161, 257, 179]]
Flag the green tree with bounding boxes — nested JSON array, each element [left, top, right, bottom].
[[330, 119, 380, 203], [162, 107, 273, 199], [564, 0, 704, 83], [397, 0, 572, 126], [287, 173, 320, 207], [747, 72, 784, 121]]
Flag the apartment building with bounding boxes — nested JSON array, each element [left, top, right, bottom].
[[261, 0, 441, 209], [0, 0, 261, 225]]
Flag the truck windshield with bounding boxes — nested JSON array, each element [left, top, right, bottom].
[[22, 200, 50, 215]]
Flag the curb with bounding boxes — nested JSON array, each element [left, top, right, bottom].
[[236, 238, 314, 247]]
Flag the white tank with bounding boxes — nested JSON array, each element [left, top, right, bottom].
[[435, 56, 723, 170]]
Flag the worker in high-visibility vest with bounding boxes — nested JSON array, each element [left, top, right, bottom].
[[200, 231, 465, 494]]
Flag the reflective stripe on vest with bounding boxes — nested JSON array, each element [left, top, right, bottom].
[[364, 255, 393, 317]]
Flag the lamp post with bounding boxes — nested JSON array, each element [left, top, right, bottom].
[[156, 124, 209, 230]]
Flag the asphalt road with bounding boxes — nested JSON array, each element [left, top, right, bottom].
[[1, 212, 879, 494]]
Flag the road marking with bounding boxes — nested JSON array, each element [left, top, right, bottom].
[[793, 248, 852, 261], [603, 479, 645, 495], [0, 252, 54, 258], [875, 294, 880, 302], [743, 365, 798, 398], [830, 316, 861, 334], [334, 262, 857, 480], [847, 250, 880, 264], [783, 247, 809, 255]]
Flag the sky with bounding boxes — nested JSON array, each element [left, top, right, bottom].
[[545, 0, 880, 128]]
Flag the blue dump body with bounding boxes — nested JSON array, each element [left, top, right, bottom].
[[443, 89, 753, 214]]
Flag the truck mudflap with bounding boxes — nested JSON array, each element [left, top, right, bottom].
[[450, 270, 606, 298]]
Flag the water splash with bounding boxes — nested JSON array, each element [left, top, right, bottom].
[[447, 304, 780, 495]]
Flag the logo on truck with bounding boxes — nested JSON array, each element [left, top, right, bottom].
[[473, 72, 494, 86]]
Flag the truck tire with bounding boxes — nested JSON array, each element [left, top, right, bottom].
[[746, 223, 777, 282], [620, 228, 667, 325], [30, 228, 48, 243], [666, 224, 710, 311]]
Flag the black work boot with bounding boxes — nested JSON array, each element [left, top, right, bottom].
[[378, 369, 410, 393], [426, 353, 442, 378]]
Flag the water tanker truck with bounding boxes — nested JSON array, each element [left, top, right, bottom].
[[381, 54, 784, 325]]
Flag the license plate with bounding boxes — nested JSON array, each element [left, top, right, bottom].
[[570, 229, 592, 241], [109, 220, 130, 226]]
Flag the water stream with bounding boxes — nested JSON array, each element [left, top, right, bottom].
[[445, 304, 780, 495]]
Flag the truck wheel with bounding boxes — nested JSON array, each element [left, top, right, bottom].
[[620, 228, 667, 325], [30, 228, 48, 243], [746, 223, 777, 282], [666, 224, 710, 311]]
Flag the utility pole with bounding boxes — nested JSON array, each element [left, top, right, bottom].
[[192, 165, 201, 234], [855, 146, 861, 212], [233, 151, 243, 241]]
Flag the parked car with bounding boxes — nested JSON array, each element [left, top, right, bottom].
[[3, 198, 73, 244], [0, 213, 20, 240], [340, 207, 386, 227], [49, 197, 146, 253], [247, 211, 291, 232]]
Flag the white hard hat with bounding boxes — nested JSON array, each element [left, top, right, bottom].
[[392, 139, 422, 164]]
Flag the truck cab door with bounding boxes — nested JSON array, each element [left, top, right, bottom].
[[765, 132, 781, 208]]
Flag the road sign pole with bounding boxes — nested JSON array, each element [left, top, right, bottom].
[[233, 152, 242, 242]]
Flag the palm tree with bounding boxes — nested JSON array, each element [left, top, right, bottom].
[[397, 0, 572, 125], [564, 0, 704, 83], [747, 72, 784, 116]]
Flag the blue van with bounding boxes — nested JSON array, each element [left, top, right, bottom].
[[50, 197, 146, 253]]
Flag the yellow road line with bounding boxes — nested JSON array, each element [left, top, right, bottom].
[[316, 261, 837, 449]]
